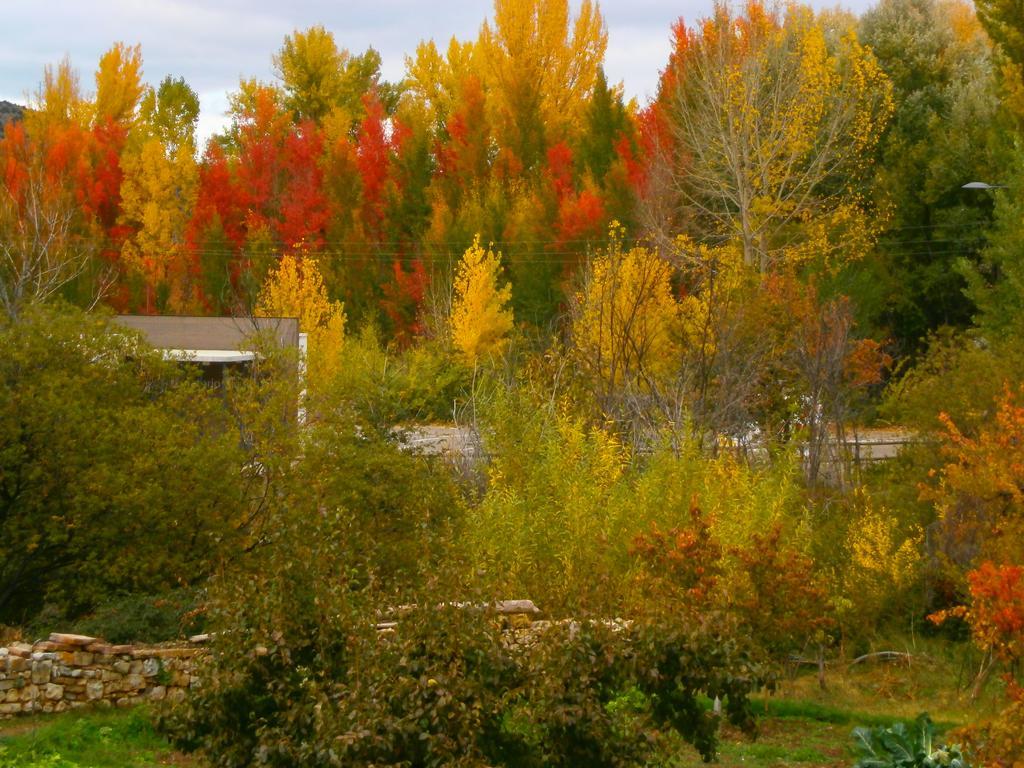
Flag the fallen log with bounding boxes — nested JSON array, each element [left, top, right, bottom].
[[848, 651, 914, 667]]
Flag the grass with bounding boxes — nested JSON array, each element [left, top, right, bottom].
[[671, 701, 944, 767], [670, 642, 998, 767], [0, 707, 195, 768]]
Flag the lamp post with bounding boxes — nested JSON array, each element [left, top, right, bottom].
[[962, 181, 1006, 190]]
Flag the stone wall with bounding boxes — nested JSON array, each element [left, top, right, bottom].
[[0, 633, 205, 717], [1, 602, 547, 718]]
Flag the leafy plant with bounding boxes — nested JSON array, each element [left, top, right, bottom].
[[851, 714, 969, 768]]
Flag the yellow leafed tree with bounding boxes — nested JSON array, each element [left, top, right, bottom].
[[26, 57, 89, 134], [119, 75, 201, 312], [571, 231, 681, 396], [119, 138, 198, 312], [404, 37, 480, 130], [257, 253, 346, 387], [836, 505, 922, 630], [93, 43, 144, 127], [273, 25, 384, 125], [450, 235, 514, 365], [673, 236, 747, 361], [479, 0, 607, 165], [658, 1, 893, 273], [274, 25, 346, 122]]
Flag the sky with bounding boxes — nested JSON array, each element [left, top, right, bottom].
[[0, 0, 873, 147]]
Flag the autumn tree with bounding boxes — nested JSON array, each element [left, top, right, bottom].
[[186, 143, 244, 312], [730, 524, 834, 659], [141, 76, 201, 155], [923, 385, 1024, 570], [257, 252, 346, 388], [652, 1, 893, 273], [404, 37, 481, 134], [406, 39, 501, 251], [78, 117, 130, 306], [93, 42, 144, 128], [274, 25, 387, 125], [0, 123, 95, 319], [0, 54, 114, 319], [839, 504, 923, 635], [930, 561, 1024, 762], [479, 0, 607, 169], [279, 121, 330, 251], [25, 56, 89, 134], [188, 81, 298, 311], [355, 92, 393, 242], [577, 68, 636, 225], [119, 76, 201, 312], [450, 235, 513, 365], [570, 229, 681, 419]]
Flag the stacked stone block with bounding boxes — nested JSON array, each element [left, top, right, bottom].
[[0, 633, 202, 717]]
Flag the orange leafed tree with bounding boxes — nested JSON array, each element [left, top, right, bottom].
[[924, 386, 1024, 763], [924, 385, 1024, 569], [930, 561, 1024, 764]]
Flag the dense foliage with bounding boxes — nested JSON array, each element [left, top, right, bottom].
[[5, 0, 1024, 764], [0, 305, 252, 624]]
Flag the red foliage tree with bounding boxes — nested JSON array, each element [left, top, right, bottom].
[[356, 92, 392, 242], [279, 120, 329, 252]]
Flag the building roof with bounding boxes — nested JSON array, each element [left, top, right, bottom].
[[114, 315, 300, 353]]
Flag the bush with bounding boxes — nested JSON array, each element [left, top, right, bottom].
[[59, 590, 203, 644], [326, 605, 529, 766], [160, 421, 471, 765], [467, 383, 805, 617], [329, 325, 469, 426], [160, 422, 772, 767], [0, 304, 254, 625], [165, 598, 768, 767], [298, 410, 467, 591]]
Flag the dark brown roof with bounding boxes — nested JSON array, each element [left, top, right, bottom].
[[114, 315, 300, 351]]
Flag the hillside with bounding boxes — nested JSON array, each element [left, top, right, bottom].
[[0, 100, 24, 134]]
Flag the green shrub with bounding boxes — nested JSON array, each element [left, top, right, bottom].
[[298, 412, 467, 591], [0, 303, 256, 626], [159, 422, 771, 767], [327, 605, 531, 766], [66, 590, 203, 644], [165, 598, 768, 767], [330, 325, 469, 426]]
